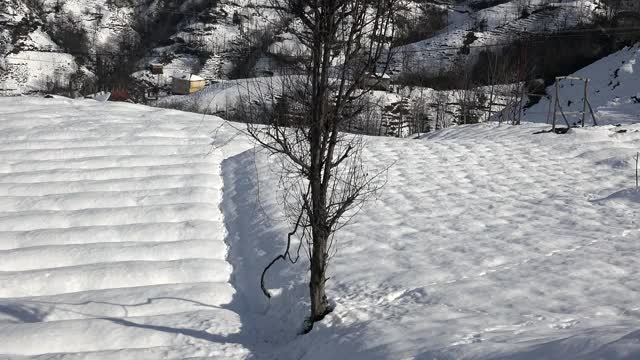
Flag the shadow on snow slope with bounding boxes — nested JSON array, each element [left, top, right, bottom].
[[219, 147, 311, 359]]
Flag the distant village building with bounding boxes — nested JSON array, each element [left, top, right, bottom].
[[361, 72, 391, 91], [171, 74, 206, 95], [149, 63, 164, 75]]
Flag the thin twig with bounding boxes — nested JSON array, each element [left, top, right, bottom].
[[260, 183, 310, 298]]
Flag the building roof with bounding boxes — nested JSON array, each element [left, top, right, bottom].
[[366, 72, 391, 79], [173, 73, 205, 81]]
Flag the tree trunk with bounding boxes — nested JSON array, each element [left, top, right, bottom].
[[307, 167, 330, 330], [306, 29, 331, 326], [309, 229, 329, 321]]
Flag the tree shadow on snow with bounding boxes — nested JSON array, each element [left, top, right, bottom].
[[0, 302, 50, 323], [1, 296, 223, 321], [217, 149, 314, 354], [99, 316, 245, 344], [1, 148, 375, 358], [591, 188, 640, 205], [0, 149, 310, 358]]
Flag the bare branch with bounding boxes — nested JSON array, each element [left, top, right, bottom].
[[260, 183, 310, 298]]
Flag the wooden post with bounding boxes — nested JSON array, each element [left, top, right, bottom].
[[552, 81, 559, 131], [517, 82, 525, 125], [558, 103, 571, 128], [636, 152, 639, 189], [587, 100, 597, 126], [581, 79, 588, 127], [546, 94, 553, 124]]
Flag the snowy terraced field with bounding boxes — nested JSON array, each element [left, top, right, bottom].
[[313, 124, 640, 359], [242, 124, 640, 359], [0, 98, 249, 359], [1, 97, 640, 359]]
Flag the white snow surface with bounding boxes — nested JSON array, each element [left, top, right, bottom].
[[0, 97, 248, 359], [1, 96, 640, 359]]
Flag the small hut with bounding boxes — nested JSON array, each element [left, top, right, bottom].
[[361, 72, 391, 91], [149, 63, 164, 75], [172, 74, 206, 95]]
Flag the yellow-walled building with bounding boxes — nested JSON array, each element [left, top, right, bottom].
[[172, 74, 206, 95]]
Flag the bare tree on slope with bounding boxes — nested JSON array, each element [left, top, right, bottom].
[[236, 0, 397, 332]]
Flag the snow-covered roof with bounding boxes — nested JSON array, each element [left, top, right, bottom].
[[172, 73, 205, 81], [366, 72, 391, 79]]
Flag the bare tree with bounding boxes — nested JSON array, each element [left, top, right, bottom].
[[408, 89, 431, 135], [479, 50, 501, 122], [450, 56, 482, 126], [236, 0, 396, 332]]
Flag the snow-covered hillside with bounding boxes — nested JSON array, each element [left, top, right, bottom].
[[1, 0, 279, 93], [1, 97, 639, 359], [1, 1, 78, 94], [391, 0, 600, 75], [2, 0, 618, 95], [523, 43, 640, 126]]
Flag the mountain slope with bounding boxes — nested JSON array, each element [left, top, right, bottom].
[[2, 0, 618, 95], [391, 0, 601, 76], [523, 43, 640, 125]]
